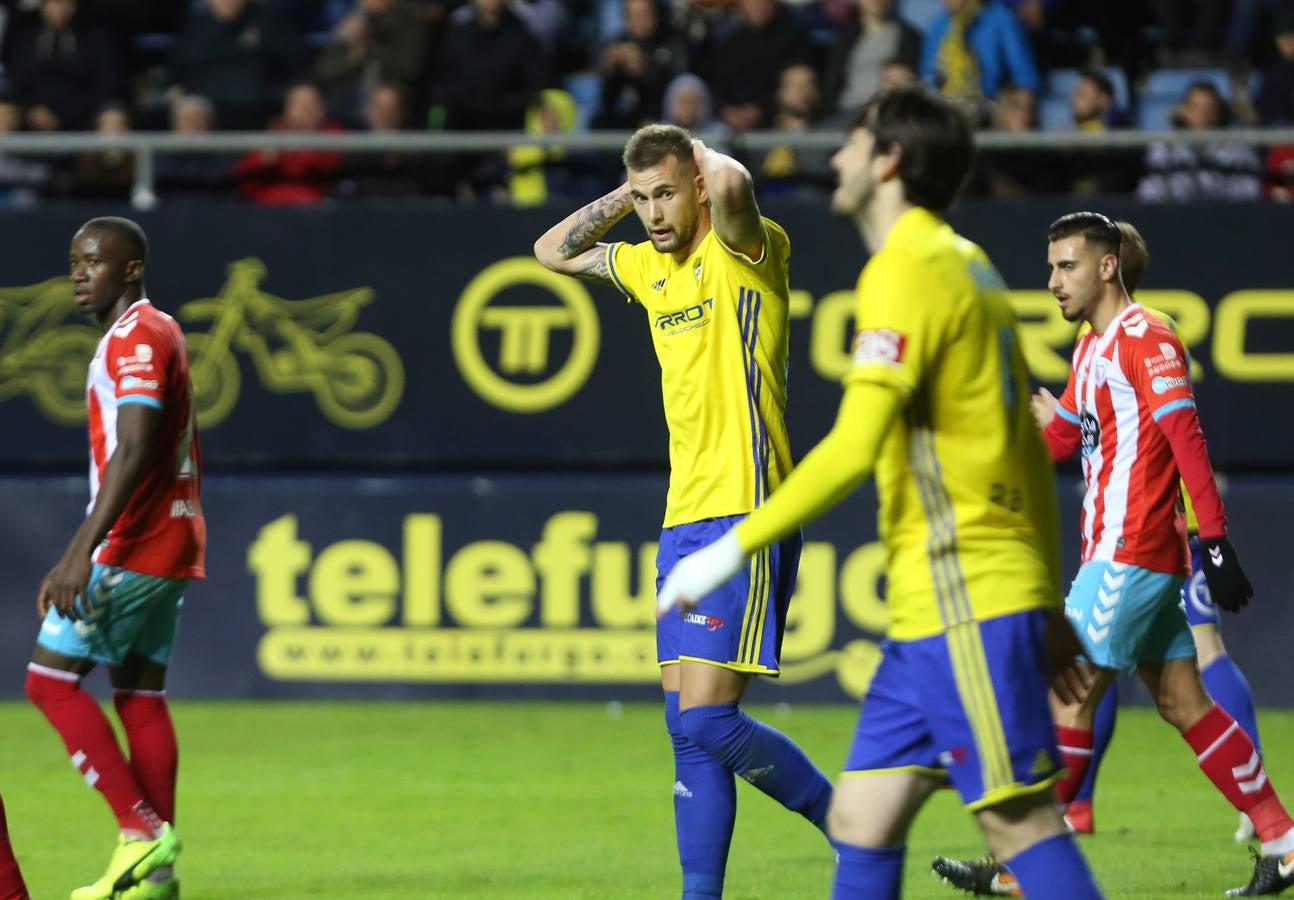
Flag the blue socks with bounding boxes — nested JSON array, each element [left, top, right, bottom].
[[1075, 681, 1119, 804], [831, 844, 904, 899], [680, 701, 833, 832], [1203, 654, 1263, 755], [665, 692, 734, 899], [1008, 833, 1102, 899]]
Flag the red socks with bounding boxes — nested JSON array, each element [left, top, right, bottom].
[[1054, 726, 1095, 806], [1185, 704, 1293, 844], [0, 797, 29, 900], [25, 665, 161, 838], [114, 690, 179, 824]]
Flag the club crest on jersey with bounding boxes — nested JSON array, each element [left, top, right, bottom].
[[852, 329, 906, 367], [692, 258, 702, 284]]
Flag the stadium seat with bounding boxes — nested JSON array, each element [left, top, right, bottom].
[[1136, 96, 1180, 129], [1038, 96, 1073, 131], [599, 0, 626, 46], [1044, 67, 1130, 112], [564, 73, 602, 131], [900, 0, 945, 33], [1143, 67, 1231, 100]]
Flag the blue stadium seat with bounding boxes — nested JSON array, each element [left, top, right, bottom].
[[564, 73, 602, 131], [900, 0, 945, 33], [1038, 96, 1073, 131], [599, 0, 626, 46], [1044, 67, 1130, 112], [1136, 96, 1180, 129], [1143, 67, 1231, 100]]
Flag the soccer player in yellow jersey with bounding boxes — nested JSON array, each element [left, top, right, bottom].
[[534, 124, 833, 899], [658, 89, 1103, 899]]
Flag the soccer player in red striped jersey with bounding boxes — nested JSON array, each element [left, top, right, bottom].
[[27, 217, 203, 900], [934, 212, 1293, 896]]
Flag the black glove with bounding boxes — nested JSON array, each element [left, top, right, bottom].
[[1199, 536, 1253, 613]]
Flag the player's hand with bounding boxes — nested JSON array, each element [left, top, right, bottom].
[[37, 554, 92, 621], [1198, 535, 1252, 613], [1030, 387, 1059, 430], [657, 529, 747, 620], [1044, 608, 1092, 705]]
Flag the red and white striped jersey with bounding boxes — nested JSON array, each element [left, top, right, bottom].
[[1055, 304, 1192, 575], [86, 299, 205, 579]]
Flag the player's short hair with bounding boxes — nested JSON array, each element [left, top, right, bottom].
[[1047, 211, 1121, 260], [622, 123, 693, 172], [850, 87, 973, 213], [80, 216, 148, 264], [1115, 221, 1149, 294]]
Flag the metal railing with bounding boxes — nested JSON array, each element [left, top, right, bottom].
[[4, 127, 1292, 208]]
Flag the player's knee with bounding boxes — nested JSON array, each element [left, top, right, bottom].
[[24, 666, 73, 708], [1154, 692, 1210, 732], [679, 703, 741, 757], [827, 794, 884, 847]]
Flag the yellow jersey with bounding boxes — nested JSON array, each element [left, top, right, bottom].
[[847, 208, 1062, 641], [605, 218, 794, 528], [1078, 306, 1199, 532]]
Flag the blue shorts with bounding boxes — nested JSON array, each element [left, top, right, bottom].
[[842, 610, 1062, 811], [37, 564, 186, 667], [1065, 560, 1194, 674], [1182, 536, 1221, 628], [656, 515, 802, 675]]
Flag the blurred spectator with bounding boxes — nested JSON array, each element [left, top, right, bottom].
[[507, 88, 604, 205], [167, 0, 309, 130], [1066, 70, 1138, 193], [759, 64, 834, 194], [823, 0, 921, 116], [234, 82, 345, 205], [68, 102, 133, 200], [1011, 0, 1088, 71], [314, 0, 430, 119], [1071, 69, 1126, 130], [974, 85, 1057, 196], [7, 0, 120, 131], [429, 0, 549, 129], [703, 0, 814, 132], [338, 82, 439, 197], [1136, 82, 1263, 202], [921, 0, 1040, 102], [1226, 0, 1294, 66], [662, 72, 728, 137], [0, 93, 50, 205], [1150, 0, 1229, 65], [879, 57, 918, 91], [1256, 14, 1294, 124], [592, 0, 688, 129], [155, 95, 238, 198], [1266, 144, 1294, 199]]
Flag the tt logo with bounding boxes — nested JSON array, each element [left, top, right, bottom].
[[452, 258, 600, 413]]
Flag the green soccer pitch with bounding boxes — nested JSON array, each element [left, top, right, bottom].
[[3, 701, 1290, 898]]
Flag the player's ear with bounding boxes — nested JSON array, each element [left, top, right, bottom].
[[125, 260, 144, 284], [1100, 253, 1118, 284], [694, 166, 709, 206], [875, 143, 902, 183]]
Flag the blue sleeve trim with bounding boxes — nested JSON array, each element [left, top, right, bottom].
[[1152, 398, 1196, 421], [117, 395, 163, 409], [1055, 405, 1081, 425], [605, 243, 637, 304]]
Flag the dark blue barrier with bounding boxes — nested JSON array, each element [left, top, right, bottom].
[[1, 473, 1290, 702], [0, 199, 1291, 469]]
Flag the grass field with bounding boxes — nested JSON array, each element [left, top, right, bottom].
[[4, 701, 1290, 898]]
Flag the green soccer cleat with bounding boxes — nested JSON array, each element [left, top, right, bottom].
[[69, 825, 181, 900], [1226, 848, 1294, 896], [931, 855, 1022, 897]]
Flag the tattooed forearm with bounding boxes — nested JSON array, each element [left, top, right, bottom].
[[571, 254, 611, 282], [557, 187, 633, 258]]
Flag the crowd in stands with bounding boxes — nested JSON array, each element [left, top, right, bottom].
[[0, 0, 1292, 204]]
